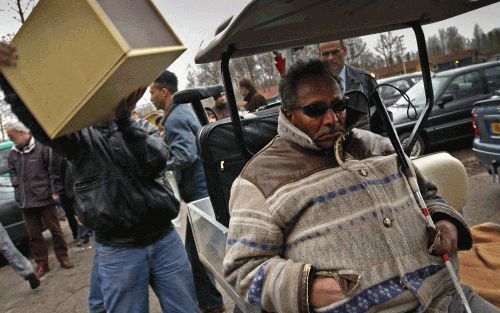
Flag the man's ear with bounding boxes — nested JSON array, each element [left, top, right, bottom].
[[161, 87, 171, 97]]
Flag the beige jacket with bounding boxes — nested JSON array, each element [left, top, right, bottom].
[[223, 111, 472, 313]]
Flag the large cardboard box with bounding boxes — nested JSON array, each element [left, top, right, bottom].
[[1, 0, 186, 138]]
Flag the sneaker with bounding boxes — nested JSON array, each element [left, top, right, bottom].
[[25, 273, 40, 289]]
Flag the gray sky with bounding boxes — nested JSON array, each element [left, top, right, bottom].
[[1, 1, 499, 90]]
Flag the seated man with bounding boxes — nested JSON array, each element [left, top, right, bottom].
[[223, 59, 497, 313]]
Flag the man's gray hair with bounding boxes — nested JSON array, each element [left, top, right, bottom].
[[6, 121, 30, 133]]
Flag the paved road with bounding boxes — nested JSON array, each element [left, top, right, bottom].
[[449, 148, 500, 226], [0, 147, 498, 313]]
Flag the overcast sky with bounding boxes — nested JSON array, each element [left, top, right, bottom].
[[1, 1, 499, 90]]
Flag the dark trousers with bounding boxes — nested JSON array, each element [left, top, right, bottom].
[[185, 219, 224, 310], [21, 205, 68, 265], [59, 194, 79, 240]]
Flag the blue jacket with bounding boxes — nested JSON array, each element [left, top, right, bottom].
[[163, 103, 208, 203]]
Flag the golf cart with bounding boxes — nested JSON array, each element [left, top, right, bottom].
[[177, 1, 498, 312]]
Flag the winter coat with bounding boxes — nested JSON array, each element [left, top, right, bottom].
[[8, 137, 55, 209], [1, 76, 179, 248], [244, 91, 267, 112], [344, 64, 387, 135], [51, 152, 74, 199], [223, 110, 472, 313], [163, 103, 208, 203]]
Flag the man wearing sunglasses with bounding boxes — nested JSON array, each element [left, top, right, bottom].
[[319, 40, 387, 135], [223, 59, 495, 313]]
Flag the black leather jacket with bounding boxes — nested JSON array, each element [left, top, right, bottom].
[[345, 64, 388, 135], [1, 77, 179, 247]]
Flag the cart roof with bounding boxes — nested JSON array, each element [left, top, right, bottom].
[[195, 0, 497, 63]]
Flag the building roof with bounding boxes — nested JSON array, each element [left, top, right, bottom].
[[372, 60, 422, 78], [373, 49, 482, 78], [429, 49, 477, 65]]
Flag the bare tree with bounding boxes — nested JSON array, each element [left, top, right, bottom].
[[342, 37, 377, 70], [488, 28, 500, 50], [185, 52, 281, 103], [374, 32, 405, 68], [185, 60, 225, 90], [445, 27, 466, 53], [427, 35, 444, 57], [471, 24, 485, 52], [1, 0, 38, 140], [7, 0, 37, 24], [438, 29, 448, 54]]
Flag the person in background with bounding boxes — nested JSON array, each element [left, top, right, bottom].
[[7, 122, 73, 279], [212, 91, 230, 119], [238, 77, 267, 112], [319, 40, 386, 134], [51, 152, 90, 247], [150, 70, 226, 313], [0, 221, 40, 289], [205, 107, 218, 123]]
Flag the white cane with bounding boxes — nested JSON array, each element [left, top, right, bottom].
[[405, 165, 472, 313]]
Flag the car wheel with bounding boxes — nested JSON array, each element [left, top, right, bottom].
[[399, 132, 426, 157]]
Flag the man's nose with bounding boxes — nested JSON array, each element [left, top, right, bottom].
[[322, 108, 338, 126]]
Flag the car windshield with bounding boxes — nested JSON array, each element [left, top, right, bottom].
[[394, 77, 448, 107]]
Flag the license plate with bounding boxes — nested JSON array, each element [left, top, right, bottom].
[[492, 122, 500, 135]]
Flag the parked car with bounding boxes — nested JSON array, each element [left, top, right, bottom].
[[472, 96, 500, 182], [488, 53, 500, 62], [0, 141, 28, 245], [378, 72, 423, 106], [390, 61, 500, 156]]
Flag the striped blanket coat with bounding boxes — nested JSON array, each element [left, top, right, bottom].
[[223, 111, 472, 313]]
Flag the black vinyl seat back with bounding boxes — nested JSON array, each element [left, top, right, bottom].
[[197, 106, 279, 226]]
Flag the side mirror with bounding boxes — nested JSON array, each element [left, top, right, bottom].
[[437, 93, 454, 107]]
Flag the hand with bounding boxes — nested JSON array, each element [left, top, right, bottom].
[[0, 42, 17, 68], [431, 220, 458, 255], [311, 277, 344, 308], [52, 194, 60, 201], [114, 87, 147, 119]]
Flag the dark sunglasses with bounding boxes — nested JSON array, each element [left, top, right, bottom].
[[286, 97, 349, 117]]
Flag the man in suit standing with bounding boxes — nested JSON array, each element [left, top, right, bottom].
[[319, 40, 386, 134]]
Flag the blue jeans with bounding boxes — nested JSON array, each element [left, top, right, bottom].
[[95, 230, 197, 313], [89, 238, 106, 313], [0, 222, 33, 279]]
